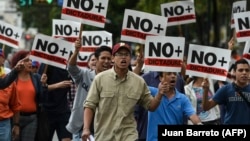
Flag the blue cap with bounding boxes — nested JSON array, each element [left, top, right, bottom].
[[32, 61, 39, 67]]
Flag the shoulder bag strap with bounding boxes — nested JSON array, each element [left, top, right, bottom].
[[233, 83, 250, 107]]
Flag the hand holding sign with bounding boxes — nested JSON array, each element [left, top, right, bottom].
[[75, 38, 82, 52], [135, 53, 144, 67], [228, 36, 235, 50]]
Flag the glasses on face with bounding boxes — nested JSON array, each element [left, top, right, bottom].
[[115, 52, 130, 57]]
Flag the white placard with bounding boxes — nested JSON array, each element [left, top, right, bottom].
[[73, 30, 112, 68], [161, 0, 196, 26], [144, 36, 185, 72], [121, 9, 168, 44], [52, 19, 81, 42], [61, 0, 109, 28], [186, 44, 231, 81], [0, 20, 23, 49], [30, 34, 73, 69], [230, 0, 247, 28], [234, 11, 250, 42]]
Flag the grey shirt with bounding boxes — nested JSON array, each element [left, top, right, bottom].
[[66, 64, 96, 133]]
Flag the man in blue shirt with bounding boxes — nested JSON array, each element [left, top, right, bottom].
[[135, 71, 186, 141], [147, 72, 201, 141], [202, 59, 250, 124]]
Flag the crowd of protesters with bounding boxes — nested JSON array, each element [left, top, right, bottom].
[[0, 35, 250, 141]]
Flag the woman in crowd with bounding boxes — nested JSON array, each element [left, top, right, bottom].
[[11, 50, 45, 141], [184, 76, 221, 125]]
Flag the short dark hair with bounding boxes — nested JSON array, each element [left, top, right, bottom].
[[94, 46, 112, 59], [234, 58, 249, 71]]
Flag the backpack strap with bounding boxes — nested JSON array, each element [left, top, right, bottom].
[[233, 83, 250, 107]]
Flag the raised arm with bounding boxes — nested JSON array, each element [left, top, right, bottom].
[[0, 57, 25, 89], [228, 36, 234, 50], [68, 38, 81, 66], [148, 81, 167, 111], [202, 78, 217, 111], [133, 54, 144, 75]]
